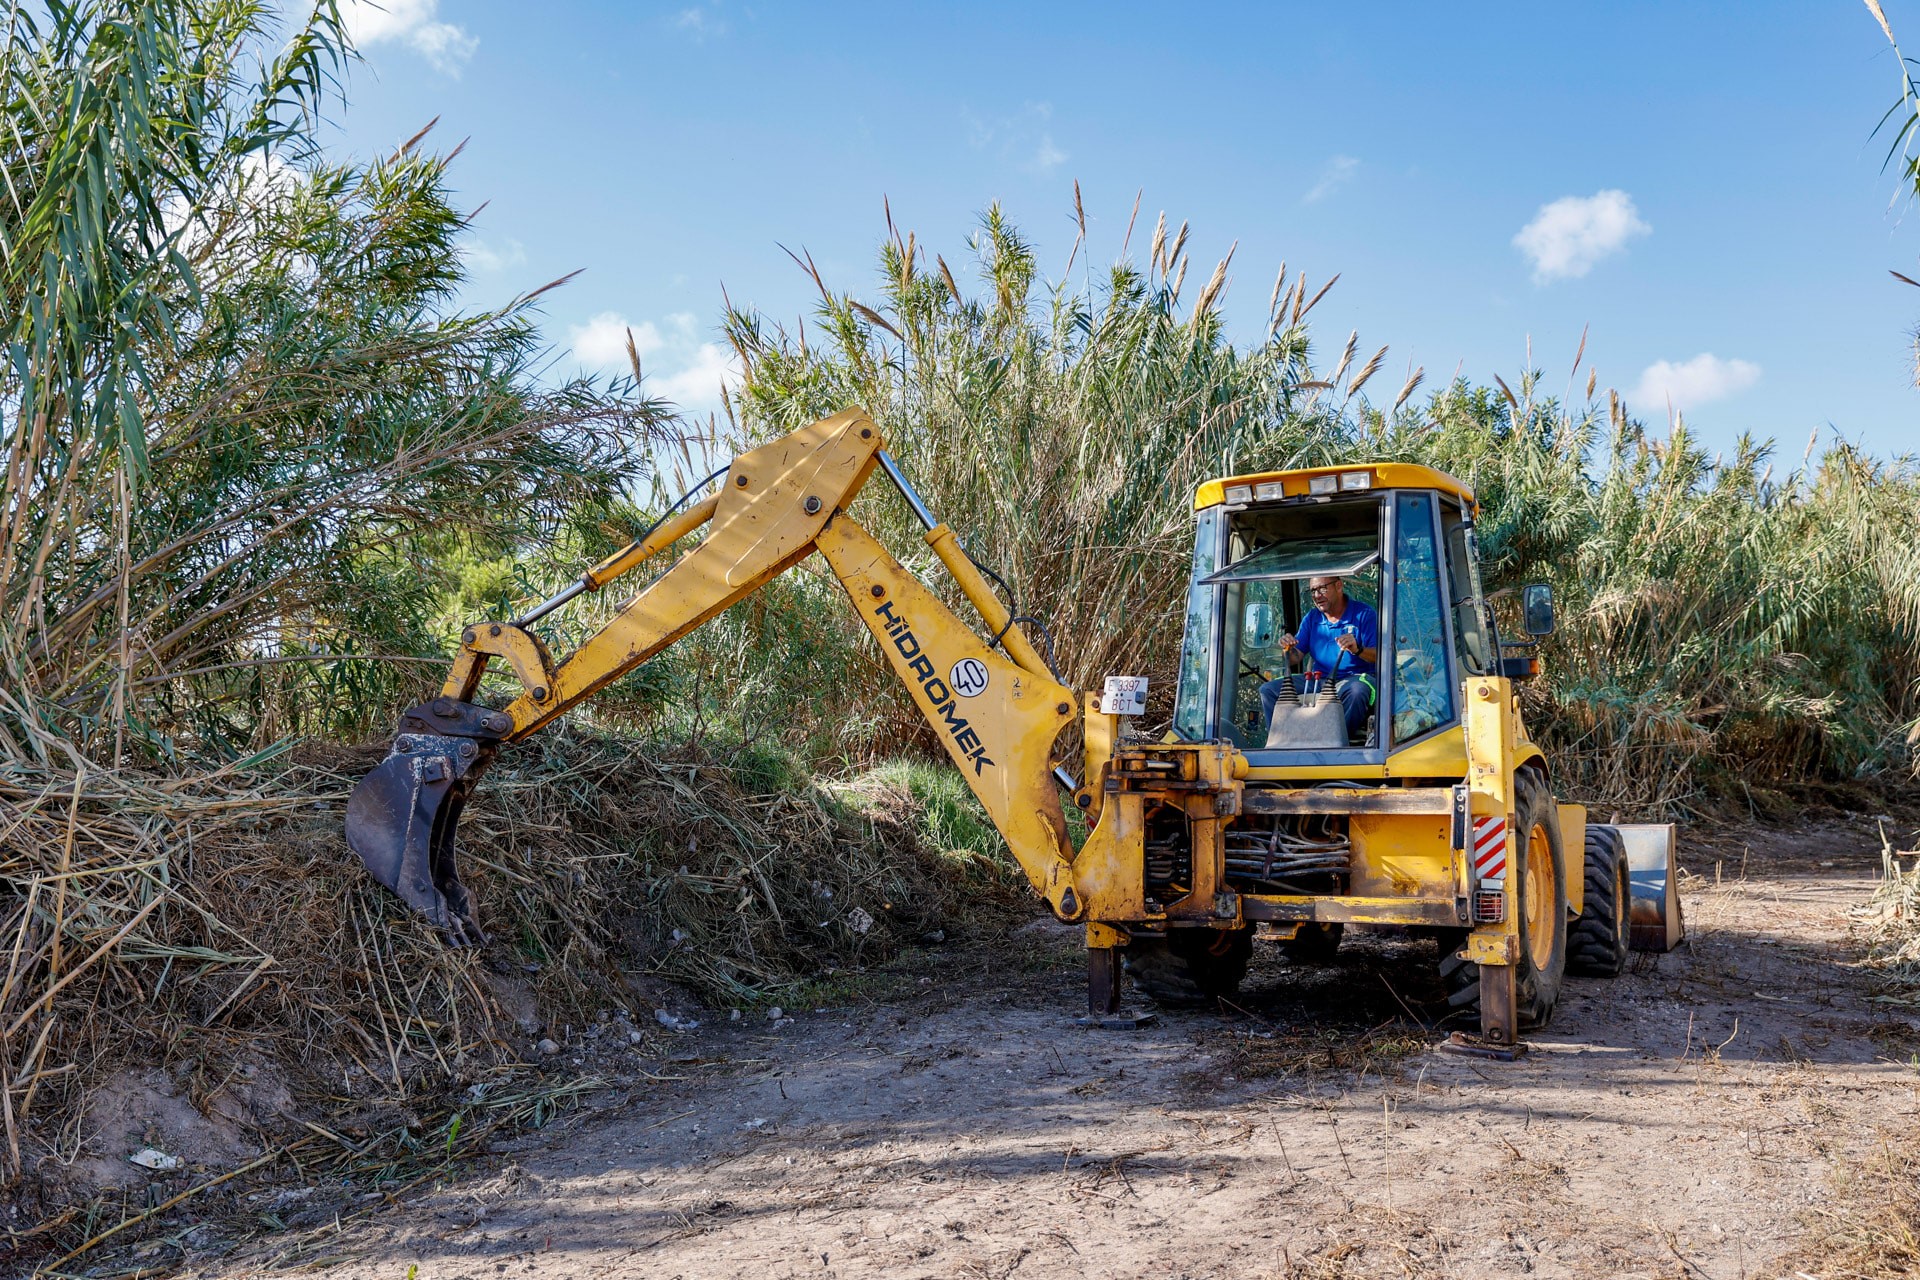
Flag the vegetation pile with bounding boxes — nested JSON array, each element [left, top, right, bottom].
[[0, 2, 1012, 1248], [1857, 825, 1920, 1002]]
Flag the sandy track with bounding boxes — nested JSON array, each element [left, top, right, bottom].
[[194, 819, 1918, 1279]]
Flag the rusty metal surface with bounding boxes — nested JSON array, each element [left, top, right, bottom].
[[1478, 959, 1518, 1045], [1437, 1030, 1528, 1061], [1241, 787, 1456, 816], [1238, 895, 1465, 926], [344, 699, 507, 945], [1086, 946, 1121, 1016]]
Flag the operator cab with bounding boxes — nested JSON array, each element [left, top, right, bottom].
[[1171, 464, 1499, 767]]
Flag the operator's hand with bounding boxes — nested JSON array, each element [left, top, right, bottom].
[[1279, 633, 1299, 654], [1337, 633, 1360, 655]]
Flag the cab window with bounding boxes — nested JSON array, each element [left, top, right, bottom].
[[1440, 501, 1495, 675], [1171, 507, 1222, 741], [1389, 492, 1454, 743], [1209, 498, 1382, 749]]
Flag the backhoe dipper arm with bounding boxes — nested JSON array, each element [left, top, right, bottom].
[[344, 410, 1084, 940]]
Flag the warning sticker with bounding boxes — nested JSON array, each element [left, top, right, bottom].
[[1472, 816, 1508, 887]]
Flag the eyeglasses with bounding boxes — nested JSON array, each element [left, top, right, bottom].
[[1309, 584, 1337, 595]]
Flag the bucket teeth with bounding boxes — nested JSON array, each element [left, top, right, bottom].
[[345, 701, 506, 945]]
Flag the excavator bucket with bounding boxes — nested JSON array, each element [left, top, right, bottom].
[[344, 699, 512, 945], [1615, 822, 1685, 952]]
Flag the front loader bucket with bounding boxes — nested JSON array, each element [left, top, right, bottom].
[[1615, 822, 1685, 953], [345, 700, 511, 946]]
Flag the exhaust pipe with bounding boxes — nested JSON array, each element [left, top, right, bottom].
[[344, 699, 512, 945]]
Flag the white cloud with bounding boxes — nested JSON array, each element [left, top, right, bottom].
[[461, 236, 525, 272], [1512, 189, 1649, 283], [566, 311, 740, 416], [341, 0, 476, 75], [1031, 136, 1067, 175], [966, 102, 1068, 176], [1629, 353, 1761, 415], [675, 2, 728, 39], [1304, 155, 1359, 203], [569, 312, 662, 369], [651, 342, 740, 410]]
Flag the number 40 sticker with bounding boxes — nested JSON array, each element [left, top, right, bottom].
[[949, 658, 990, 698]]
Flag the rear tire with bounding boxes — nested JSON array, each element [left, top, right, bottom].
[[1568, 824, 1630, 977], [1437, 769, 1568, 1031], [1280, 922, 1344, 964], [1124, 927, 1252, 1007]]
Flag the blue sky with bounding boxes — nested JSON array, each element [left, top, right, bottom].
[[326, 1, 1920, 460]]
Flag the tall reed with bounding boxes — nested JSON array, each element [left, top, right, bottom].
[[715, 201, 1920, 806]]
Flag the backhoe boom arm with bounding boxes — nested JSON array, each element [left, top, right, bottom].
[[344, 410, 1090, 939]]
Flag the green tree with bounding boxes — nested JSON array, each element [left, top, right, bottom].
[[0, 0, 664, 763]]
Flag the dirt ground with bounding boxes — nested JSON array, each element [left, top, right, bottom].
[[146, 816, 1920, 1278]]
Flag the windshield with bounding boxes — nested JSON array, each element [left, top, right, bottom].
[[1214, 497, 1384, 750]]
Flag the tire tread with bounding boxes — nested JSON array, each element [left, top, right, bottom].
[[1568, 824, 1630, 977]]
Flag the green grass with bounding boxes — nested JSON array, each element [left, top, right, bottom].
[[864, 759, 1008, 862]]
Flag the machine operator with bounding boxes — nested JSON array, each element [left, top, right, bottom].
[[1259, 575, 1379, 739]]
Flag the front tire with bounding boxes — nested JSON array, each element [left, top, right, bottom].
[[1568, 824, 1630, 977], [1124, 927, 1252, 1007], [1438, 769, 1568, 1031]]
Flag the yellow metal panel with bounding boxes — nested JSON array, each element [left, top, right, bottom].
[[1080, 707, 1118, 823], [1194, 462, 1477, 512], [1462, 930, 1517, 964], [1463, 675, 1519, 957], [1463, 677, 1515, 818], [814, 516, 1083, 915], [1241, 724, 1469, 786], [1349, 813, 1455, 898], [1386, 725, 1470, 777], [1558, 803, 1586, 917], [1072, 792, 1148, 921]]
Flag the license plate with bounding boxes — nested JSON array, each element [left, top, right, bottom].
[[1099, 676, 1148, 716]]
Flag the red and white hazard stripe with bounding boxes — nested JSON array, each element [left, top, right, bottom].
[[1471, 816, 1508, 887]]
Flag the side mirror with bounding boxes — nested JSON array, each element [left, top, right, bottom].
[[1522, 583, 1556, 637], [1244, 602, 1275, 646]]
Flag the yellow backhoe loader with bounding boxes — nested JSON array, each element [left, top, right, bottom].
[[345, 409, 1681, 1049]]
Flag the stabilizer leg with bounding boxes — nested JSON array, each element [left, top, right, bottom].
[[1479, 961, 1517, 1044], [1088, 945, 1121, 1016], [1076, 927, 1156, 1029]]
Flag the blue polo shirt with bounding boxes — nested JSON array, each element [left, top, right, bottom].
[[1297, 599, 1378, 680]]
